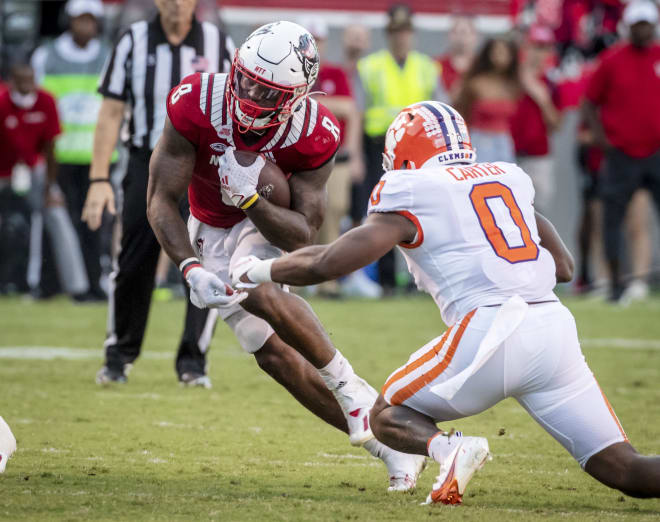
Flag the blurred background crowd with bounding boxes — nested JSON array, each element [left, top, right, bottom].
[[0, 0, 659, 306]]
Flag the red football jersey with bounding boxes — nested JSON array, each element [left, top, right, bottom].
[[166, 73, 341, 228]]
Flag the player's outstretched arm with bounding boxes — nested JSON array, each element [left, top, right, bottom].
[[235, 212, 417, 287], [244, 159, 334, 252], [147, 118, 197, 266], [536, 211, 574, 283]]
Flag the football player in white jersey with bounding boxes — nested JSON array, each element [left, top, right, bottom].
[[232, 101, 660, 505]]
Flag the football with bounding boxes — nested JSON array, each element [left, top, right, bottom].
[[233, 150, 291, 209]]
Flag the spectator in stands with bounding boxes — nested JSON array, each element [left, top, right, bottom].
[[342, 24, 371, 115], [436, 16, 479, 100], [510, 25, 562, 214], [338, 23, 382, 298], [583, 0, 660, 303], [575, 120, 608, 295], [454, 36, 520, 163], [357, 3, 438, 293], [342, 24, 371, 232], [0, 62, 90, 300], [31, 0, 112, 301], [299, 17, 365, 297]]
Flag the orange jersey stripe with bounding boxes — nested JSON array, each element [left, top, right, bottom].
[[382, 327, 455, 399], [596, 382, 628, 442], [389, 309, 477, 406]]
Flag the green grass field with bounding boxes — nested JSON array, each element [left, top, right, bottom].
[[0, 295, 659, 521]]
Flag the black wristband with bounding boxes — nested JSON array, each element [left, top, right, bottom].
[[89, 179, 111, 184]]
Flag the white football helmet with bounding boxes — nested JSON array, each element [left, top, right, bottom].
[[227, 21, 320, 132]]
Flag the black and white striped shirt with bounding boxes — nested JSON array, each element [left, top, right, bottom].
[[98, 15, 234, 150]]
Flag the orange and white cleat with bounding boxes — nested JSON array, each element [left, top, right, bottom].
[[425, 437, 490, 505]]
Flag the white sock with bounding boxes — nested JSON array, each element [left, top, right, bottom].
[[363, 438, 383, 458], [427, 431, 464, 463], [317, 350, 355, 391]]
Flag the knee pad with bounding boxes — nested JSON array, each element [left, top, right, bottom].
[[225, 310, 274, 354]]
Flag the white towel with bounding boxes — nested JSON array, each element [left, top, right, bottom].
[[430, 295, 529, 401]]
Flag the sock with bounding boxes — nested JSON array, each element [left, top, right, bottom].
[[317, 350, 355, 391], [363, 438, 384, 459], [427, 430, 464, 463]]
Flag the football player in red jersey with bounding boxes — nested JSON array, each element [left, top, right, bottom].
[[146, 21, 425, 491]]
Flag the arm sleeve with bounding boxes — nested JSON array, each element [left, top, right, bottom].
[[98, 28, 133, 101], [166, 73, 206, 146], [367, 171, 413, 215]]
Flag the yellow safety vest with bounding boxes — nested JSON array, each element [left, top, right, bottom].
[[359, 50, 438, 137]]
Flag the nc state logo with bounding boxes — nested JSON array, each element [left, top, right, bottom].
[[258, 183, 274, 200], [210, 142, 227, 153]]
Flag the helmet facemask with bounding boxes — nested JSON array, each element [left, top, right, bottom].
[[228, 56, 307, 133]]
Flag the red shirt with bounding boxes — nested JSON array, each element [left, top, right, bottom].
[[313, 64, 351, 146], [436, 55, 462, 93], [0, 89, 61, 178], [510, 76, 559, 157], [586, 42, 660, 158], [167, 73, 340, 228]]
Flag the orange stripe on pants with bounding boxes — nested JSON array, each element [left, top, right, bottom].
[[386, 309, 477, 406], [596, 382, 628, 441], [381, 327, 455, 399]]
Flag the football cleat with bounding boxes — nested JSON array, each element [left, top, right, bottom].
[[425, 437, 490, 505], [388, 454, 427, 492], [331, 376, 377, 446], [95, 365, 128, 385], [364, 438, 427, 492], [179, 372, 212, 389]]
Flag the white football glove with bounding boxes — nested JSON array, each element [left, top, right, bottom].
[[185, 266, 248, 309], [231, 255, 275, 289], [218, 147, 265, 209]]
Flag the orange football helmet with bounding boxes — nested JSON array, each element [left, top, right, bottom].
[[382, 101, 476, 171]]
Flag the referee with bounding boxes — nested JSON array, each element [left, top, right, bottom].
[[82, 0, 234, 387]]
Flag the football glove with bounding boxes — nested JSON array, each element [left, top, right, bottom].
[[231, 255, 275, 288], [218, 147, 265, 210], [185, 265, 247, 309]]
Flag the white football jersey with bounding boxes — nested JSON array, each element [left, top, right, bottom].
[[367, 161, 557, 325]]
